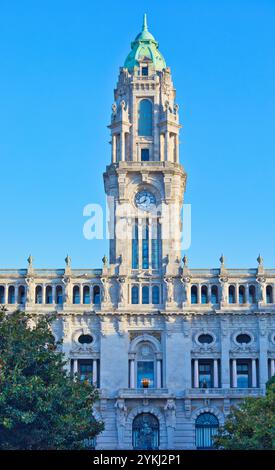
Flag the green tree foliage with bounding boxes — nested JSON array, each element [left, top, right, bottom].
[[214, 377, 275, 449], [0, 309, 104, 449]]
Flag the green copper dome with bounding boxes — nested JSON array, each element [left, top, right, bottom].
[[124, 14, 166, 72]]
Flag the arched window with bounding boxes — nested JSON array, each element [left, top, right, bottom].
[[266, 285, 273, 304], [229, 285, 236, 304], [142, 286, 149, 304], [8, 286, 15, 304], [195, 413, 219, 449], [83, 285, 90, 304], [131, 286, 139, 304], [18, 286, 25, 304], [239, 285, 245, 304], [201, 285, 208, 304], [136, 342, 156, 388], [133, 413, 159, 450], [152, 286, 160, 305], [93, 285, 100, 305], [138, 99, 153, 136], [191, 285, 198, 304], [56, 285, 63, 305], [211, 285, 218, 304], [0, 286, 4, 304], [35, 285, 42, 304], [249, 285, 256, 304], [73, 286, 80, 304], [46, 286, 53, 304]]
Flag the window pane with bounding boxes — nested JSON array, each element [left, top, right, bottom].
[[152, 286, 160, 304], [141, 148, 150, 161], [137, 361, 154, 388], [132, 220, 139, 269], [142, 286, 149, 304], [138, 99, 153, 136], [132, 286, 139, 304], [142, 221, 149, 269]]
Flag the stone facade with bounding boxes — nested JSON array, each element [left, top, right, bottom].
[[1, 16, 274, 450]]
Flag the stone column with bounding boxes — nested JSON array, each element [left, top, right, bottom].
[[121, 131, 125, 161], [73, 359, 78, 376], [271, 359, 275, 377], [194, 359, 199, 388], [207, 284, 212, 304], [130, 359, 135, 388], [52, 285, 56, 304], [245, 284, 250, 303], [80, 285, 83, 305], [235, 285, 239, 304], [4, 285, 8, 304], [15, 285, 19, 304], [252, 359, 257, 388], [197, 284, 201, 304], [232, 359, 237, 388], [156, 359, 162, 388], [112, 134, 116, 163], [93, 359, 98, 387], [213, 359, 219, 388], [165, 130, 169, 161], [41, 285, 45, 304]]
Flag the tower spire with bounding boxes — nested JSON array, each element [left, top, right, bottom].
[[142, 13, 148, 32]]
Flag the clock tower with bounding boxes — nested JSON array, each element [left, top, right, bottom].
[[104, 14, 187, 279]]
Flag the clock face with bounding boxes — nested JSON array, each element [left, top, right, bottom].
[[135, 191, 156, 211]]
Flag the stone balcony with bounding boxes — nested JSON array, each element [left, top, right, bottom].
[[118, 388, 171, 399]]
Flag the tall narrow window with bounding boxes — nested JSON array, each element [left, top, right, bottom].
[[0, 286, 4, 304], [18, 286, 25, 304], [35, 286, 42, 304], [142, 286, 149, 304], [151, 219, 161, 270], [141, 148, 150, 161], [132, 218, 139, 269], [142, 219, 149, 269], [131, 286, 139, 304], [73, 286, 80, 304], [201, 286, 208, 304], [191, 285, 198, 304], [8, 286, 15, 304], [46, 286, 53, 304], [83, 285, 90, 304], [266, 285, 273, 304], [236, 362, 250, 388], [249, 285, 256, 304], [56, 285, 63, 305], [138, 99, 153, 136], [78, 360, 93, 384], [211, 285, 218, 304], [93, 285, 100, 305], [239, 285, 245, 304], [141, 66, 148, 76], [152, 286, 160, 305], [229, 285, 236, 304]]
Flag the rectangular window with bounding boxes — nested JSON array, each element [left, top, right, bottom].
[[237, 362, 250, 388], [199, 362, 213, 388], [141, 148, 150, 161], [78, 360, 93, 384], [142, 219, 149, 269], [132, 218, 139, 269], [137, 361, 154, 388], [151, 219, 161, 269], [141, 66, 148, 76]]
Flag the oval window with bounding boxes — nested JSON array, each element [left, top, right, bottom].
[[78, 334, 93, 344], [198, 334, 214, 344], [236, 333, 251, 344]]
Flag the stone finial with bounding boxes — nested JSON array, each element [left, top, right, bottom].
[[182, 254, 188, 267], [142, 13, 148, 32], [102, 255, 108, 267], [257, 254, 263, 266], [65, 254, 71, 268], [219, 254, 225, 266], [27, 255, 33, 269]]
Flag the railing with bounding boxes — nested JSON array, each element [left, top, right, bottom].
[[185, 388, 264, 397], [118, 388, 170, 398]]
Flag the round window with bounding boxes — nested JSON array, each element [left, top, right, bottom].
[[236, 333, 251, 344], [198, 333, 214, 344], [78, 334, 93, 344]]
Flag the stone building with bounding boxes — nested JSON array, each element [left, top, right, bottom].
[[1, 15, 274, 450]]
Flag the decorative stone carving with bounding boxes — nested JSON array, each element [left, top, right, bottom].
[[115, 399, 127, 449], [25, 277, 34, 304], [101, 277, 111, 304], [118, 277, 127, 305], [164, 277, 174, 306]]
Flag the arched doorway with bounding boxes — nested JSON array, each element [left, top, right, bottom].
[[195, 412, 219, 449], [132, 413, 159, 450]]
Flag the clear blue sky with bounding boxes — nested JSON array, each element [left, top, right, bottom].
[[0, 0, 274, 269]]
